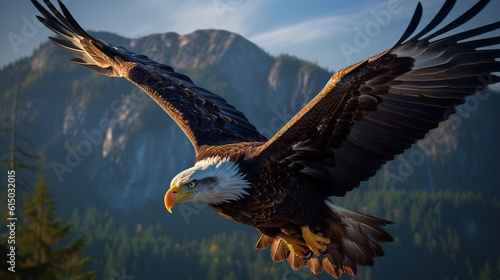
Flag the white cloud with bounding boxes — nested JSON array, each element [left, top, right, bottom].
[[249, 16, 350, 51], [245, 0, 406, 53]]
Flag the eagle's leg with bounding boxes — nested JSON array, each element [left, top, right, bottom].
[[277, 232, 310, 258], [301, 226, 330, 256]]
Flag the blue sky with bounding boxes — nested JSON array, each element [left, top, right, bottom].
[[1, 0, 499, 71]]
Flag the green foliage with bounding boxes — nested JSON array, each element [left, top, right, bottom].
[[59, 189, 500, 280], [335, 190, 500, 279], [72, 206, 298, 279], [0, 76, 40, 190], [1, 173, 95, 280], [184, 62, 239, 100]]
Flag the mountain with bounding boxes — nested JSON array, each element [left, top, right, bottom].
[[1, 28, 499, 221]]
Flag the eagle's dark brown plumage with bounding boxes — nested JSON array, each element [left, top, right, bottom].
[[32, 0, 499, 278]]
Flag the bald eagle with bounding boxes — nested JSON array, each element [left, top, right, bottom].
[[33, 0, 499, 278]]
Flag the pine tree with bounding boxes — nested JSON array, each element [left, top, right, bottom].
[[14, 173, 95, 280], [0, 78, 39, 189]]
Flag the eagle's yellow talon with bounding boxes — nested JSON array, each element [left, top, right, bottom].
[[301, 226, 330, 256], [277, 232, 310, 258]]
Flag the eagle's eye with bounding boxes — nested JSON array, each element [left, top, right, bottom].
[[187, 180, 197, 188]]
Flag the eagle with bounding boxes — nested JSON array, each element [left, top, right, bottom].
[[32, 0, 499, 278]]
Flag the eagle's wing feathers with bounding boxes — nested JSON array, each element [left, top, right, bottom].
[[256, 0, 500, 197], [32, 0, 266, 156]]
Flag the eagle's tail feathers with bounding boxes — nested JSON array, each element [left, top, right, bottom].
[[254, 200, 393, 279], [315, 200, 394, 277]]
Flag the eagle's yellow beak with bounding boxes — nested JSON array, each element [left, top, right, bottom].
[[164, 185, 196, 213]]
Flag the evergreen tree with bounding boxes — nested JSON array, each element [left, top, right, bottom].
[[0, 78, 39, 189], [14, 173, 95, 280]]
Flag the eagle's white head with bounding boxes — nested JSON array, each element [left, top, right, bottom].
[[164, 156, 251, 213]]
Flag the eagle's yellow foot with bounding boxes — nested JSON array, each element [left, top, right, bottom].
[[277, 232, 310, 258], [301, 226, 330, 256]]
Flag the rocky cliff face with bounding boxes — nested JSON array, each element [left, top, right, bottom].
[[1, 29, 498, 215]]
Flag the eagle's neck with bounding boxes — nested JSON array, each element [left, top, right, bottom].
[[193, 156, 251, 205]]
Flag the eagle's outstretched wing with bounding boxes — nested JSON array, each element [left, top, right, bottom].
[[32, 0, 266, 156], [256, 0, 500, 197]]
